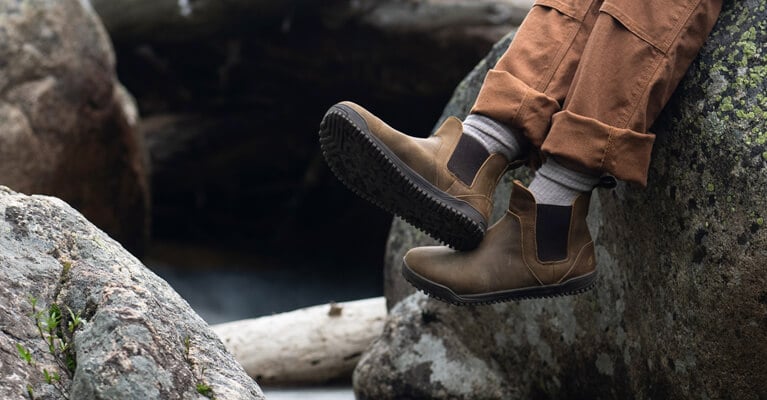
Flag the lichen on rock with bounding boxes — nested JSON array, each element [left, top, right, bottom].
[[358, 1, 767, 398]]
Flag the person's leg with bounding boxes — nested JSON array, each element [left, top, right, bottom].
[[471, 0, 605, 148], [543, 0, 723, 186], [526, 0, 723, 209], [319, 0, 602, 251], [404, 0, 723, 304], [472, 0, 606, 206]]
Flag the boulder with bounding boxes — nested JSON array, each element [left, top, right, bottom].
[[0, 187, 264, 399], [92, 0, 533, 44], [0, 0, 150, 256], [355, 1, 767, 398]]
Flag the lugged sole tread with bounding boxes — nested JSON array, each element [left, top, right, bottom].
[[402, 265, 597, 306], [319, 107, 484, 251]]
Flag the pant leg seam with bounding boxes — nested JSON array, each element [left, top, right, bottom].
[[630, 0, 713, 130], [603, 55, 662, 166], [535, 9, 584, 93], [613, 38, 663, 129], [623, 52, 666, 131], [661, 0, 700, 52]]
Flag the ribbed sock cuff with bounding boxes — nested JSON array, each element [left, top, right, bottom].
[[529, 158, 599, 206], [463, 114, 522, 162]]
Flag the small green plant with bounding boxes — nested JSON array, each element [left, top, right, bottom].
[[60, 261, 72, 278], [17, 344, 33, 364], [196, 382, 214, 398], [183, 335, 192, 360], [183, 335, 216, 400], [17, 296, 83, 400]]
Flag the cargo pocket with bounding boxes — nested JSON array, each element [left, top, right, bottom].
[[534, 0, 594, 22], [509, 0, 597, 91], [600, 0, 698, 53]]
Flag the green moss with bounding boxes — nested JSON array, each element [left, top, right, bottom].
[[757, 217, 765, 226], [720, 96, 735, 112], [706, 183, 715, 192], [735, 65, 767, 91], [710, 60, 729, 74], [726, 50, 740, 65], [762, 151, 767, 161], [736, 109, 756, 119], [740, 26, 758, 42]]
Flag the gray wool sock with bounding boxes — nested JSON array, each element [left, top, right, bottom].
[[529, 158, 600, 206], [463, 114, 523, 161]]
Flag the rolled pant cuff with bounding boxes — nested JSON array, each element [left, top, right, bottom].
[[541, 110, 656, 187], [471, 70, 561, 148]]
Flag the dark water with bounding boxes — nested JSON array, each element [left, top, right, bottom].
[[148, 244, 370, 398], [148, 243, 384, 325]]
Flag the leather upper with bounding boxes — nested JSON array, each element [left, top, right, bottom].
[[341, 101, 509, 223], [404, 181, 596, 295]]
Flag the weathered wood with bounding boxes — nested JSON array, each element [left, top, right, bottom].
[[211, 297, 387, 385]]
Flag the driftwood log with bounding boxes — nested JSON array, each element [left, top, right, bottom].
[[211, 297, 386, 385]]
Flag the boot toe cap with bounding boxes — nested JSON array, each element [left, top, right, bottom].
[[404, 246, 454, 275]]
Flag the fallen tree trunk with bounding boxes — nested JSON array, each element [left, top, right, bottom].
[[211, 297, 386, 386]]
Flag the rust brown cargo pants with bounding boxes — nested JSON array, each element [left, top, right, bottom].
[[472, 0, 722, 186]]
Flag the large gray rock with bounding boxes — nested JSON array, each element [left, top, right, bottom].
[[356, 1, 767, 398], [0, 188, 264, 399], [0, 0, 150, 256]]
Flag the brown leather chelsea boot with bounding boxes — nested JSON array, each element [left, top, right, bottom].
[[319, 101, 518, 250], [402, 180, 597, 304]]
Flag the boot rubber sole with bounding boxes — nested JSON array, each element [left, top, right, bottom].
[[402, 262, 597, 305], [319, 103, 486, 251]]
